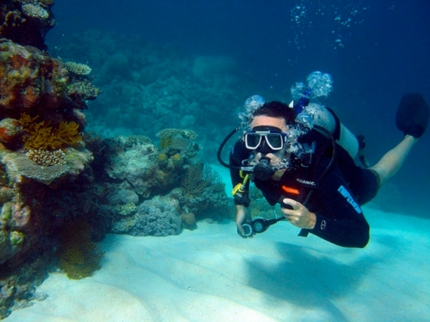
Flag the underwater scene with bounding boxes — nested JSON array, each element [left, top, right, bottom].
[[0, 0, 429, 321]]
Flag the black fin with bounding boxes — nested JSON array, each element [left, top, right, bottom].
[[396, 93, 430, 138]]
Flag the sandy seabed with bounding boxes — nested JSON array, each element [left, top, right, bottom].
[[5, 206, 430, 322]]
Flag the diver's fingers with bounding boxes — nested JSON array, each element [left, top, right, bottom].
[[282, 198, 300, 210]]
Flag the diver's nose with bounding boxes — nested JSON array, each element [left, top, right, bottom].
[[257, 137, 273, 154]]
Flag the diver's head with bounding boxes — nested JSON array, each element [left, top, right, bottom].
[[244, 102, 295, 180], [251, 101, 296, 130]]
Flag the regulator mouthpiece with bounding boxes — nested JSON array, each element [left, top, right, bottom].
[[253, 157, 276, 181]]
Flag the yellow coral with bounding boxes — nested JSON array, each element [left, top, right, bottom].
[[18, 113, 38, 129], [59, 219, 104, 280], [19, 113, 83, 150], [170, 153, 183, 167]]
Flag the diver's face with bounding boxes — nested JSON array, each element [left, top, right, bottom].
[[250, 115, 289, 168]]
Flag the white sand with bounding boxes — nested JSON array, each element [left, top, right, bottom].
[[5, 207, 430, 322]]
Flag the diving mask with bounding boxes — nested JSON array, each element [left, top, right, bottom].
[[244, 126, 288, 152]]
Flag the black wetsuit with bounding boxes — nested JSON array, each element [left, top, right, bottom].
[[230, 128, 378, 248]]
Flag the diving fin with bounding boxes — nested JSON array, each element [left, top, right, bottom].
[[396, 93, 430, 138]]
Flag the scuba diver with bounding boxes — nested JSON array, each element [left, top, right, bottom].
[[217, 71, 429, 248]]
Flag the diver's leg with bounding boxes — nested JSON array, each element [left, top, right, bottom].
[[369, 135, 417, 187]]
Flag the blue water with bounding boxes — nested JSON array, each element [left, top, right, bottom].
[[47, 0, 430, 215]]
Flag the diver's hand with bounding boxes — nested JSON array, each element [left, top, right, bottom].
[[235, 205, 252, 236], [281, 198, 316, 229]]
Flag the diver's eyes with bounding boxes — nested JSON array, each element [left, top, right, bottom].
[[244, 132, 285, 150], [244, 133, 262, 149], [265, 133, 283, 150]]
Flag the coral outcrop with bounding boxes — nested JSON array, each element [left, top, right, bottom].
[[0, 1, 102, 317], [91, 135, 230, 236]]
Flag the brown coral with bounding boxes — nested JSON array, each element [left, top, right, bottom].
[[180, 163, 212, 196]]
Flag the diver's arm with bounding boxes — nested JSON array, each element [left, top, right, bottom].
[[230, 140, 252, 235], [229, 140, 251, 206], [281, 197, 369, 248], [235, 204, 252, 235], [298, 170, 370, 248], [305, 211, 369, 248], [281, 198, 316, 229]]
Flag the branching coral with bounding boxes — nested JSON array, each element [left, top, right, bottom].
[[59, 219, 104, 280], [67, 80, 102, 101], [26, 148, 66, 166], [19, 113, 83, 150], [180, 163, 221, 196]]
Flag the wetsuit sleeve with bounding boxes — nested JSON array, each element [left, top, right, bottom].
[[229, 140, 251, 206], [304, 166, 370, 248]]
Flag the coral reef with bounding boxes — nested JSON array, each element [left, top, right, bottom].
[[0, 7, 241, 318], [85, 134, 231, 236], [0, 2, 104, 317]]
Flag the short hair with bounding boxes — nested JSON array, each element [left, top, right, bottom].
[[253, 101, 296, 125]]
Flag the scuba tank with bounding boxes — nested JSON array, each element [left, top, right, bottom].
[[291, 71, 359, 159]]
